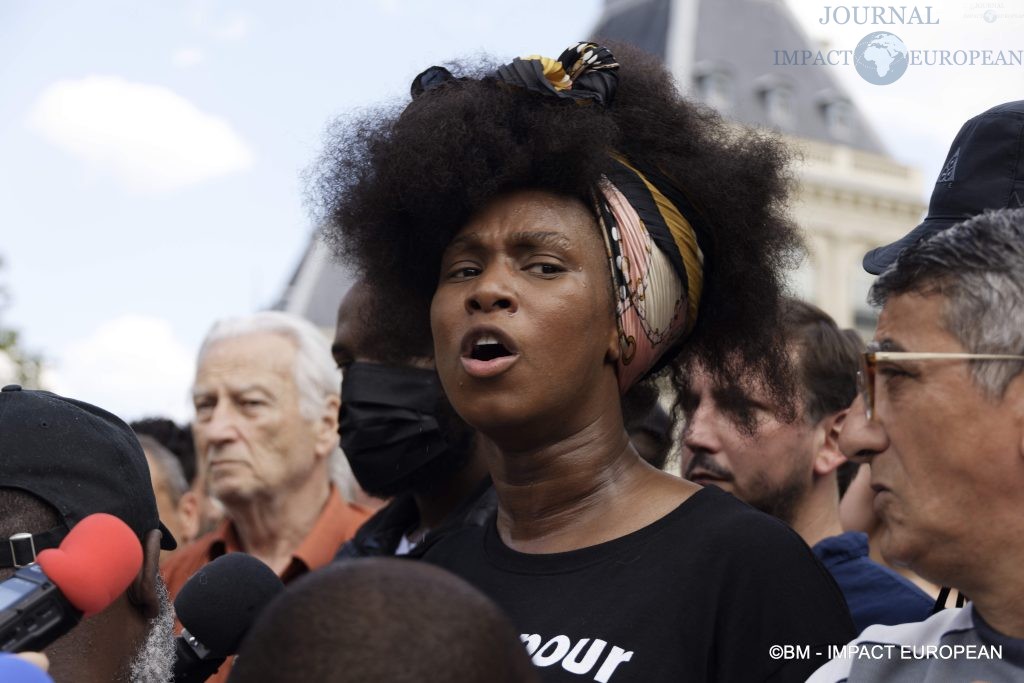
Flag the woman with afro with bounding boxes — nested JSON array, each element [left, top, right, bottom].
[[314, 41, 854, 682]]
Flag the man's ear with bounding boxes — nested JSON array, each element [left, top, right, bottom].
[[127, 529, 162, 620], [813, 408, 849, 477], [1005, 372, 1024, 460], [314, 394, 342, 459], [176, 491, 201, 546]]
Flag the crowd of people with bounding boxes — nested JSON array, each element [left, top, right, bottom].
[[1, 40, 1023, 682]]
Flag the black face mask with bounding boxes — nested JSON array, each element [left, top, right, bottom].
[[339, 362, 457, 495]]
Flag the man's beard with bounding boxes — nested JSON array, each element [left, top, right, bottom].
[[125, 578, 176, 683], [744, 469, 811, 528], [685, 450, 810, 527]]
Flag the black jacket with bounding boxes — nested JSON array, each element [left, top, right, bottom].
[[334, 476, 495, 560]]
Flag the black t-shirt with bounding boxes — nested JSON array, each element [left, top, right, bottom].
[[423, 486, 855, 683]]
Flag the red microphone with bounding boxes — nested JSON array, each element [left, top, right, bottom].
[[0, 513, 143, 652]]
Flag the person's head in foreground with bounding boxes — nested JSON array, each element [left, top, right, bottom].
[[0, 386, 176, 683], [809, 208, 1024, 682], [227, 558, 538, 683], [314, 40, 801, 513]]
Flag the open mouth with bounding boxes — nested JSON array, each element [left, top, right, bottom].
[[469, 335, 514, 361], [460, 329, 520, 378]]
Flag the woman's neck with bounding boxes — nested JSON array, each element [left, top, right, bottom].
[[487, 406, 696, 553]]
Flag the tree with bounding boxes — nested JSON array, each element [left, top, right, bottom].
[[0, 256, 45, 388]]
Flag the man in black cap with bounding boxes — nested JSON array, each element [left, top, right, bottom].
[[0, 385, 177, 682], [863, 100, 1024, 274], [810, 208, 1024, 681]]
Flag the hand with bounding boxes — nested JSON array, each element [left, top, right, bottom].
[[16, 652, 50, 671]]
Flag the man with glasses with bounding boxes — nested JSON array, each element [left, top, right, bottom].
[[809, 207, 1024, 682]]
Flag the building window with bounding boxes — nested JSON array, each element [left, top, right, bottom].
[[696, 71, 733, 113], [761, 85, 795, 129], [822, 99, 854, 142]]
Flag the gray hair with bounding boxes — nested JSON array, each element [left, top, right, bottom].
[[870, 208, 1024, 397], [197, 311, 340, 421], [136, 434, 189, 503]]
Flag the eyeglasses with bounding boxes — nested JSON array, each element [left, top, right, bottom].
[[858, 351, 1024, 421]]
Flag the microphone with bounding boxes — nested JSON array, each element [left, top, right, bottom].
[[172, 553, 283, 683], [0, 514, 143, 653], [0, 654, 54, 682]]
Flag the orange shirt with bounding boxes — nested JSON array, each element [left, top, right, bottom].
[[161, 486, 372, 683]]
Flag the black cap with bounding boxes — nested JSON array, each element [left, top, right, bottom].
[[0, 385, 177, 567], [863, 100, 1024, 275]]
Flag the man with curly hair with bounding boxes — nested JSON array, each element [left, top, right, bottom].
[[680, 299, 933, 632]]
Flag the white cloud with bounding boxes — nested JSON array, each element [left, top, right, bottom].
[[211, 14, 249, 41], [186, 1, 251, 41], [172, 47, 205, 68], [47, 315, 196, 423], [26, 75, 254, 192], [373, 0, 403, 17]]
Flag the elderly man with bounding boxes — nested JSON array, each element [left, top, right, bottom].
[[162, 311, 371, 598], [809, 208, 1024, 681], [681, 299, 933, 632], [0, 385, 177, 682]]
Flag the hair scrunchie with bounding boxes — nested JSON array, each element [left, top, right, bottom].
[[493, 42, 619, 105]]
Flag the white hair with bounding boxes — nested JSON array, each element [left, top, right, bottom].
[[198, 311, 340, 420], [196, 312, 358, 492]]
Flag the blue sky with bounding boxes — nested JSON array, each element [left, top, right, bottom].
[[1, 0, 1020, 421]]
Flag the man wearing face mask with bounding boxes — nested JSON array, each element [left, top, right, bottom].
[[333, 280, 496, 558]]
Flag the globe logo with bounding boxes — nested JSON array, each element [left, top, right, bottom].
[[854, 32, 909, 85]]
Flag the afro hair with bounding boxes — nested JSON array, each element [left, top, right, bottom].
[[312, 41, 803, 412]]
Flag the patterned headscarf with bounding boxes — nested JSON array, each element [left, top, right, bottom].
[[411, 42, 710, 392]]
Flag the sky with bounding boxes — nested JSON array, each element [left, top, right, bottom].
[[1, 0, 1021, 422]]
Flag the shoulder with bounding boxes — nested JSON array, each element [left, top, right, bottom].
[[419, 519, 488, 567], [336, 496, 419, 559], [857, 607, 974, 646], [676, 487, 818, 563], [325, 487, 376, 536], [806, 608, 973, 682]]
